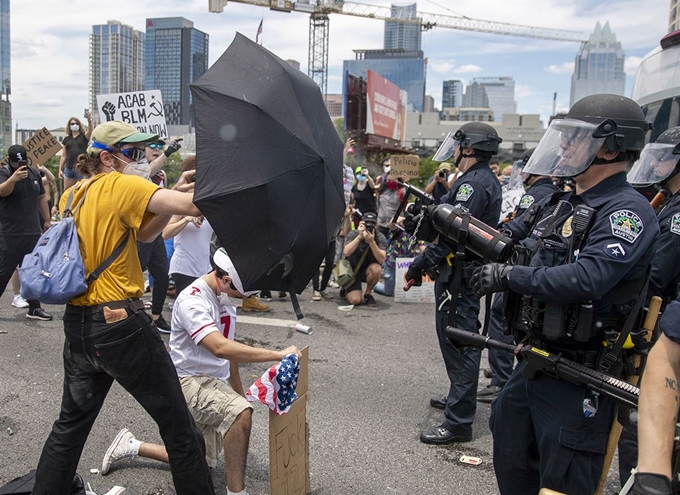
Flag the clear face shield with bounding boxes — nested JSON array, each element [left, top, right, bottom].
[[627, 142, 680, 186], [523, 119, 608, 178], [505, 160, 526, 190], [433, 131, 461, 162]]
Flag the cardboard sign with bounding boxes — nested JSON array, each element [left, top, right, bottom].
[[96, 89, 168, 139], [270, 346, 310, 495], [394, 257, 435, 303], [0, 127, 60, 168], [390, 154, 420, 178]]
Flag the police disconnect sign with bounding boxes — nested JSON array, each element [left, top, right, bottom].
[[96, 90, 168, 139]]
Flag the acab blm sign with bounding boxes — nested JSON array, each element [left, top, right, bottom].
[[96, 89, 168, 139]]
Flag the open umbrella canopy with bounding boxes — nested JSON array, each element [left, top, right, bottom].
[[191, 33, 344, 294]]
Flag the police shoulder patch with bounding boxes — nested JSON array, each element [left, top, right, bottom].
[[518, 195, 535, 210], [671, 213, 680, 236], [609, 210, 644, 243], [603, 242, 627, 260], [455, 183, 474, 202]]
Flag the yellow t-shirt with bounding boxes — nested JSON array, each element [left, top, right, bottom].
[[59, 172, 159, 306]]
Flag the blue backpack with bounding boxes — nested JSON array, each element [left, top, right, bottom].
[[19, 177, 129, 305]]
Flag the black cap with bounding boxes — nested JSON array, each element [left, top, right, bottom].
[[7, 145, 28, 166], [362, 212, 378, 224]]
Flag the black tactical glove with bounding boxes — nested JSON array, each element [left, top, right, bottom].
[[404, 258, 427, 288], [630, 473, 673, 495], [471, 263, 512, 299], [164, 138, 183, 157]]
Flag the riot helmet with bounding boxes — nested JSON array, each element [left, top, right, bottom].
[[628, 127, 680, 186], [506, 148, 536, 188], [433, 122, 502, 163], [524, 94, 650, 177]]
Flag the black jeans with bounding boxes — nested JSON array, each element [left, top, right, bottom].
[[0, 234, 42, 310], [32, 305, 214, 495], [137, 235, 169, 315], [313, 239, 336, 292], [172, 273, 199, 298]]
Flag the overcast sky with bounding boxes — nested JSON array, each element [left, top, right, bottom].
[[11, 0, 670, 130]]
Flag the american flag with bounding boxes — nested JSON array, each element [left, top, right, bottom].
[[255, 19, 263, 44], [246, 353, 299, 415]]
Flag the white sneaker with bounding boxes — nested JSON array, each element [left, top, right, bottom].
[[101, 428, 138, 475], [312, 290, 322, 301], [11, 295, 28, 308]]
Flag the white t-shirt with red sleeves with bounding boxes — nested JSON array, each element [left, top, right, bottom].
[[169, 277, 236, 383]]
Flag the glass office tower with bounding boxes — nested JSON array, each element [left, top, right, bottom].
[[146, 17, 208, 126]]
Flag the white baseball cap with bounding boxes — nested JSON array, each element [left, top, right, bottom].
[[213, 248, 258, 296]]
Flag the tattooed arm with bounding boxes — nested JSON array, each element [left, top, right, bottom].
[[637, 333, 680, 477]]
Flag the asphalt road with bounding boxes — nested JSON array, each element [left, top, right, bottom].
[[0, 287, 623, 495]]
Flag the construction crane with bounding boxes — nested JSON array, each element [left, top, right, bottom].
[[208, 0, 586, 98]]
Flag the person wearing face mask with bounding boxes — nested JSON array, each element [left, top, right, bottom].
[[58, 112, 93, 190], [351, 165, 377, 228], [100, 248, 300, 495], [32, 121, 216, 495], [0, 145, 53, 321], [376, 157, 409, 238]]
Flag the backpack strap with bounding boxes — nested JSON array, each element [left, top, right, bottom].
[[352, 247, 370, 278], [64, 175, 131, 284], [86, 231, 131, 283]]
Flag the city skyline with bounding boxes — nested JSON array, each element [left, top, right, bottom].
[[9, 0, 669, 131]]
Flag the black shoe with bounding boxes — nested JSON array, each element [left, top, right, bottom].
[[420, 425, 472, 445], [364, 294, 377, 307], [483, 367, 493, 379], [153, 315, 171, 334], [477, 385, 503, 403], [429, 395, 447, 410], [26, 308, 53, 321]]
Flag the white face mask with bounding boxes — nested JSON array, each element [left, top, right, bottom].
[[383, 166, 391, 174], [217, 292, 240, 307], [70, 124, 79, 132], [121, 158, 151, 179]]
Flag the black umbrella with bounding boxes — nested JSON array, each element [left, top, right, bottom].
[[190, 33, 344, 298]]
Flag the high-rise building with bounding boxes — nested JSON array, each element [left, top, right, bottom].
[[384, 3, 421, 51], [462, 81, 489, 108], [670, 0, 680, 33], [471, 77, 516, 122], [570, 22, 625, 107], [145, 17, 208, 126], [90, 20, 145, 116], [343, 49, 426, 112], [0, 0, 10, 154], [442, 80, 463, 109]]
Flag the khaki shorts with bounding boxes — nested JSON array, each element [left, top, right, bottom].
[[180, 374, 253, 467]]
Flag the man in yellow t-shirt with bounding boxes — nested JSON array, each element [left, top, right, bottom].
[[32, 121, 216, 495]]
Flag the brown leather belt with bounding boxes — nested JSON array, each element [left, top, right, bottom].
[[66, 298, 145, 315]]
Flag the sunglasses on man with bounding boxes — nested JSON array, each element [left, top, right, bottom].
[[90, 141, 146, 162], [147, 142, 165, 150]]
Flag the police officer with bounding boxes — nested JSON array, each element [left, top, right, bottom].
[[631, 295, 680, 495], [479, 148, 560, 403], [471, 94, 658, 494], [617, 127, 680, 486], [405, 122, 502, 444]]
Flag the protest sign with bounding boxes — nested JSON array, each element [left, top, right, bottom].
[[390, 154, 420, 179], [394, 257, 436, 303], [0, 127, 60, 168], [270, 346, 310, 495], [96, 89, 168, 139]]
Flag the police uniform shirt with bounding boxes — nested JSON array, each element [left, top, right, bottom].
[[345, 229, 388, 269], [660, 298, 680, 343], [0, 164, 45, 235], [441, 161, 502, 228], [505, 172, 659, 322], [649, 192, 680, 299], [512, 177, 559, 222]]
